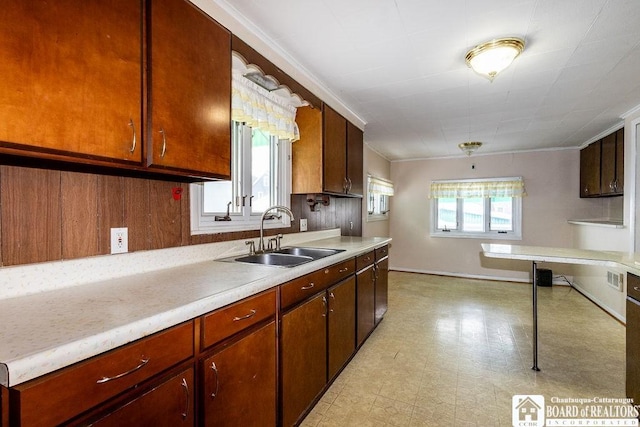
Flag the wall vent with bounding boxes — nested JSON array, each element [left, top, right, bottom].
[[607, 271, 623, 292]]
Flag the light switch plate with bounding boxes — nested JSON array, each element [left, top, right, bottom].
[[300, 218, 308, 232], [110, 227, 129, 254]]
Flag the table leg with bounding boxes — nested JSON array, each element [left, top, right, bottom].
[[532, 261, 540, 371]]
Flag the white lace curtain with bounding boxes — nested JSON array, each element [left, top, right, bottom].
[[430, 177, 526, 198], [368, 175, 395, 196], [231, 70, 300, 141]]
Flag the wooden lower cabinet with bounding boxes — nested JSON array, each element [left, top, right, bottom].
[[281, 293, 328, 426], [328, 277, 356, 380], [375, 256, 389, 325], [201, 321, 276, 427], [357, 264, 376, 347], [90, 367, 194, 426]]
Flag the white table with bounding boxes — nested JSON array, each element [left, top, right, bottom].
[[481, 243, 640, 371]]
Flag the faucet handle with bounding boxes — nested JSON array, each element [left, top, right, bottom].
[[275, 234, 284, 250], [245, 240, 256, 255]]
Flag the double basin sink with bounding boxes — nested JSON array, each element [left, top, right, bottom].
[[230, 247, 345, 268]]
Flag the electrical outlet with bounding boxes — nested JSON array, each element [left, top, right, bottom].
[[110, 227, 128, 254], [300, 218, 308, 232]]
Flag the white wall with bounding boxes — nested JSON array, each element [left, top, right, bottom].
[[362, 144, 391, 238], [570, 111, 640, 321], [389, 149, 601, 281]]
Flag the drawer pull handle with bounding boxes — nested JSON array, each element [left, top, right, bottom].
[[159, 128, 167, 158], [180, 377, 189, 420], [634, 287, 640, 292], [364, 256, 371, 262], [96, 357, 149, 384], [128, 118, 136, 154], [233, 309, 256, 322], [210, 361, 220, 398], [339, 267, 349, 273], [301, 282, 315, 290]]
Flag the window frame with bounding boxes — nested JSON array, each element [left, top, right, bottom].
[[430, 178, 523, 240], [189, 122, 292, 235]]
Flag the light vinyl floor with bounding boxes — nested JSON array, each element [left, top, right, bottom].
[[301, 272, 626, 426]]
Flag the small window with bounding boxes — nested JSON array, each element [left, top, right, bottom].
[[190, 122, 291, 234], [367, 175, 394, 221], [430, 177, 524, 240]]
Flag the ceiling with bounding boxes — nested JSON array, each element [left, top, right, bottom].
[[213, 0, 640, 161]]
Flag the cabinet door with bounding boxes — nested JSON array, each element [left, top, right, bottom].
[[346, 121, 364, 196], [0, 0, 142, 163], [91, 367, 194, 427], [328, 277, 356, 380], [148, 0, 231, 178], [627, 297, 640, 403], [375, 257, 389, 325], [600, 133, 616, 195], [202, 322, 276, 427], [579, 141, 601, 197], [323, 105, 347, 194], [356, 265, 376, 347], [616, 128, 624, 194], [281, 293, 327, 426]]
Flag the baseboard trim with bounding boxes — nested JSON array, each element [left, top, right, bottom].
[[389, 266, 625, 323]]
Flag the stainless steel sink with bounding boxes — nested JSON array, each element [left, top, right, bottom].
[[274, 247, 345, 260], [233, 252, 313, 267], [224, 246, 345, 268]]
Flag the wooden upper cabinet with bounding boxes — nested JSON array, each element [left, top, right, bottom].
[[346, 121, 364, 196], [600, 133, 617, 195], [323, 105, 348, 194], [616, 128, 625, 194], [292, 104, 364, 197], [580, 127, 624, 198], [0, 0, 143, 163], [147, 0, 231, 179], [580, 140, 601, 197]]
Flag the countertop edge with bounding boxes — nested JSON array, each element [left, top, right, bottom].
[[1, 236, 391, 387]]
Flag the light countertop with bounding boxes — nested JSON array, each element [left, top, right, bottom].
[[0, 232, 391, 387], [481, 243, 640, 274]]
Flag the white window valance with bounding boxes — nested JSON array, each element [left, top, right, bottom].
[[231, 70, 300, 141], [368, 175, 395, 196], [430, 177, 525, 199]]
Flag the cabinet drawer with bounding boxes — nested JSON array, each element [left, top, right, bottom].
[[12, 321, 194, 427], [375, 245, 389, 261], [281, 270, 328, 311], [201, 289, 276, 350], [322, 258, 356, 285], [281, 259, 356, 311], [629, 273, 640, 301], [356, 251, 375, 271]]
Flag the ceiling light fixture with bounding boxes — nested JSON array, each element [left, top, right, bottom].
[[465, 37, 525, 82], [458, 141, 483, 156]]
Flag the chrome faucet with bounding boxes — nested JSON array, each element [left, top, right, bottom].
[[258, 205, 294, 253]]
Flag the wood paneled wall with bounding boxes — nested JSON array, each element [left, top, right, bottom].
[[0, 165, 362, 267]]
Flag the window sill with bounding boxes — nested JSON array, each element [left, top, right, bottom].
[[367, 214, 389, 222], [430, 231, 522, 240]]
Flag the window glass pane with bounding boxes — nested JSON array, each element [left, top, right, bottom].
[[462, 197, 484, 232], [437, 198, 457, 229], [203, 181, 232, 213], [490, 197, 513, 231], [251, 128, 273, 213]]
